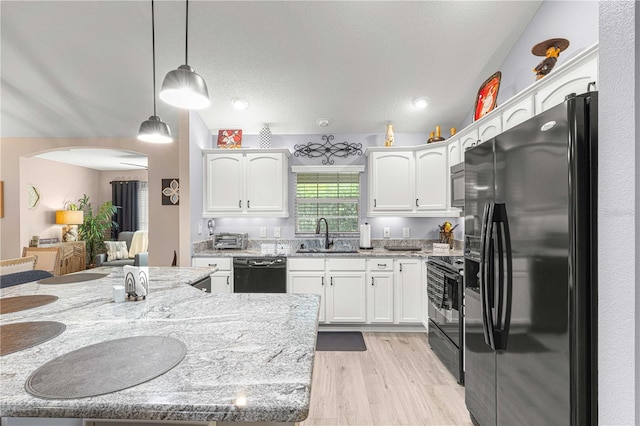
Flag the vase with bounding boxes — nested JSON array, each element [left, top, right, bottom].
[[384, 124, 394, 147], [259, 124, 272, 149]]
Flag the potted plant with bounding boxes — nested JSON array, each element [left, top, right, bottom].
[[76, 194, 118, 267]]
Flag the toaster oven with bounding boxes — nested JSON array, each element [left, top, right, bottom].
[[213, 233, 248, 250]]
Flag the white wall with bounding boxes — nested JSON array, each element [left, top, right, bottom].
[[598, 2, 637, 424]]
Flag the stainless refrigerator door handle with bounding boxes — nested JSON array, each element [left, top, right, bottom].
[[479, 203, 492, 348], [483, 202, 497, 350], [494, 203, 513, 351]]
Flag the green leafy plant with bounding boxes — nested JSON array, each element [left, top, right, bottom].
[[76, 194, 118, 266]]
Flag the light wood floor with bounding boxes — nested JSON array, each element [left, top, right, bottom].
[[300, 332, 473, 426]]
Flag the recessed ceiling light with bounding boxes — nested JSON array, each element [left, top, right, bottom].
[[232, 98, 249, 110], [413, 97, 429, 110], [316, 118, 331, 127]]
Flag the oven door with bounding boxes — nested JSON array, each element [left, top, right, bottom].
[[427, 261, 461, 347]]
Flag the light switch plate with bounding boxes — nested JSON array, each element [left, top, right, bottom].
[[383, 227, 390, 238], [274, 227, 281, 238], [260, 227, 267, 238], [403, 227, 410, 238]]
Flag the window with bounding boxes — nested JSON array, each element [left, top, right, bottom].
[[138, 181, 149, 231], [295, 169, 361, 234]]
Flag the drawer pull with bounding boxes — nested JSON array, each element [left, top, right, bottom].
[[377, 263, 387, 268], [208, 263, 217, 267]]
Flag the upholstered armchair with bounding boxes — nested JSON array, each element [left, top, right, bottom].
[[95, 231, 148, 267]]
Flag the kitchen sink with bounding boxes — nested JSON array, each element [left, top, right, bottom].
[[296, 248, 359, 254]]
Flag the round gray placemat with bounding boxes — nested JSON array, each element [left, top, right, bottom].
[[0, 295, 58, 314], [25, 336, 187, 399], [0, 321, 66, 356], [37, 273, 109, 284]]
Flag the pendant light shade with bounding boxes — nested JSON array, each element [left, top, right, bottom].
[[138, 115, 173, 143], [160, 65, 210, 109], [160, 0, 210, 110], [138, 0, 172, 144]]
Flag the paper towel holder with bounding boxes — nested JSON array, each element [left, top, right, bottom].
[[359, 222, 373, 250]]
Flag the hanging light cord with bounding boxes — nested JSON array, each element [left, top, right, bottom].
[[151, 0, 157, 116], [184, 0, 189, 65]]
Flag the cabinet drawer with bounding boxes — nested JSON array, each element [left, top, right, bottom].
[[367, 258, 394, 271], [192, 257, 231, 271], [288, 258, 325, 271], [327, 258, 366, 271]]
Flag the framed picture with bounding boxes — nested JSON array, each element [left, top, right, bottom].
[[474, 71, 501, 121], [217, 129, 242, 148]]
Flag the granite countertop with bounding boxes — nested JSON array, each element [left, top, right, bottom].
[[193, 247, 464, 258], [0, 267, 320, 423]]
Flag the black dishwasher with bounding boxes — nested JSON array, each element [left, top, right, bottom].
[[233, 257, 287, 293]]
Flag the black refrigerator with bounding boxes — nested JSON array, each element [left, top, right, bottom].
[[464, 92, 598, 426]]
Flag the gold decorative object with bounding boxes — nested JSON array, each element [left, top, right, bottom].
[[427, 126, 446, 143], [384, 124, 394, 147]]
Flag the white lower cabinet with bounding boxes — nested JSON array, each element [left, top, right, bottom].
[[395, 259, 423, 323], [288, 258, 327, 322], [289, 258, 366, 324], [326, 259, 367, 323], [191, 257, 232, 293], [366, 258, 394, 323]]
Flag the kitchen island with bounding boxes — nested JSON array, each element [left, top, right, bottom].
[[0, 267, 320, 426]]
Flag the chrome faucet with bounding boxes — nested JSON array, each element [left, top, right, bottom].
[[315, 217, 333, 249]]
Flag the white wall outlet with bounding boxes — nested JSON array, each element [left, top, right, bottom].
[[260, 227, 267, 238], [274, 227, 281, 238], [403, 227, 410, 238], [383, 227, 390, 238]]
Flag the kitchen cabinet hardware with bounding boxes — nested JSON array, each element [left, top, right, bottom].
[[330, 277, 334, 286], [416, 198, 419, 207], [247, 200, 250, 208], [321, 276, 324, 286], [226, 276, 230, 285], [374, 199, 377, 207], [371, 277, 375, 286], [399, 263, 403, 272], [208, 263, 217, 267], [238, 200, 242, 208], [378, 263, 387, 268]]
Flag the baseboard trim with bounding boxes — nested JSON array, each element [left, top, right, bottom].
[[318, 323, 427, 333]]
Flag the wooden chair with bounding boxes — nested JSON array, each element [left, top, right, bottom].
[[0, 255, 37, 276], [22, 247, 62, 276]]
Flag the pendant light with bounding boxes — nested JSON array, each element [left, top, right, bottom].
[[138, 0, 172, 144], [159, 0, 210, 110]]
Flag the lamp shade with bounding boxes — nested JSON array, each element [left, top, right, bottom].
[[56, 210, 84, 225], [138, 115, 173, 143], [160, 65, 210, 110]]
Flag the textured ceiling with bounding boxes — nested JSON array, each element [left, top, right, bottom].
[[1, 1, 541, 139]]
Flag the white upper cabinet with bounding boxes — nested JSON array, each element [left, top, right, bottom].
[[368, 150, 415, 212], [535, 52, 598, 113], [415, 144, 448, 211], [367, 145, 458, 217], [203, 149, 290, 217], [478, 114, 502, 143], [459, 128, 479, 153], [447, 138, 462, 166], [502, 96, 535, 131]]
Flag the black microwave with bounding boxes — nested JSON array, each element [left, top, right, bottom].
[[450, 162, 464, 208]]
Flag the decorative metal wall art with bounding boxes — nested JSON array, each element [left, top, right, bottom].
[[162, 179, 179, 205], [293, 135, 362, 165]]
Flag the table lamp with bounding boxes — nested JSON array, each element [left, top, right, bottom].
[[56, 210, 84, 242]]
